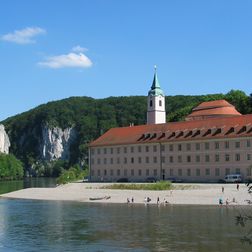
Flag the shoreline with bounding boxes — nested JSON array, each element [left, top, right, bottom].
[[1, 182, 251, 206]]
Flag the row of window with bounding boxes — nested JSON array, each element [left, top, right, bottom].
[[92, 167, 252, 177], [92, 140, 251, 155], [92, 153, 251, 165]]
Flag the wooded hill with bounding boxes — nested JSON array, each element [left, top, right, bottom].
[[1, 90, 252, 169]]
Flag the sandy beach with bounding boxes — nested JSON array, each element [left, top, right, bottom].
[[1, 182, 251, 206]]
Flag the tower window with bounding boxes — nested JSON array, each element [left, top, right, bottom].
[[150, 100, 153, 107], [159, 100, 162, 106]]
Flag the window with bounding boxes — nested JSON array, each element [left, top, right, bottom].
[[170, 169, 174, 176], [196, 169, 200, 176], [187, 155, 191, 162], [110, 148, 113, 154], [205, 169, 210, 176], [161, 145, 165, 152], [117, 147, 120, 154], [205, 143, 209, 150], [117, 158, 120, 164], [110, 169, 113, 176], [225, 141, 229, 149], [124, 157, 127, 164], [169, 156, 173, 163], [131, 157, 134, 164], [195, 143, 200, 151], [104, 158, 107, 164], [236, 168, 240, 174], [131, 169, 134, 176], [178, 169, 182, 176], [98, 170, 101, 176], [91, 149, 95, 155], [247, 140, 251, 148], [110, 158, 113, 164], [225, 154, 230, 162], [145, 146, 149, 152], [225, 168, 230, 175], [154, 169, 157, 176], [131, 146, 134, 153], [169, 145, 173, 151], [138, 146, 142, 152], [104, 169, 107, 176], [97, 148, 101, 155], [215, 168, 220, 176], [91, 170, 94, 176], [235, 154, 240, 161], [138, 157, 142, 163], [247, 154, 251, 160], [161, 156, 166, 163], [186, 143, 191, 151], [235, 142, 240, 148], [91, 159, 94, 165], [117, 169, 120, 176], [215, 154, 219, 162], [247, 167, 252, 176], [146, 169, 149, 176], [187, 169, 191, 176], [178, 155, 182, 163], [153, 145, 157, 152], [150, 100, 153, 107], [205, 155, 210, 162], [124, 147, 127, 153], [104, 148, 107, 154], [178, 144, 182, 151], [215, 142, 219, 149], [145, 157, 149, 163], [196, 155, 200, 162], [153, 156, 157, 163], [124, 169, 127, 176], [159, 100, 162, 106], [97, 158, 100, 165]]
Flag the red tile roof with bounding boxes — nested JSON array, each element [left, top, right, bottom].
[[89, 114, 252, 147], [186, 99, 241, 120]]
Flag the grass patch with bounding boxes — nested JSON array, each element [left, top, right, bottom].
[[102, 181, 172, 190]]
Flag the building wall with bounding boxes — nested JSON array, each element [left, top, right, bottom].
[[89, 137, 252, 182]]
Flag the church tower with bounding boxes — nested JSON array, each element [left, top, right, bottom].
[[147, 66, 166, 124]]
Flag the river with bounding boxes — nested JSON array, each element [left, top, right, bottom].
[[0, 179, 251, 251]]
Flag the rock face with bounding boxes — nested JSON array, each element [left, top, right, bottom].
[[41, 126, 77, 161], [0, 124, 10, 154]]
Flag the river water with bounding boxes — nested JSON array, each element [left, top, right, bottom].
[[0, 180, 251, 251]]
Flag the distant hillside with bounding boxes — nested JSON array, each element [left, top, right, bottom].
[[1, 90, 251, 169]]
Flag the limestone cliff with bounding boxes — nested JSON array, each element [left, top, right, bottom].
[[41, 126, 77, 161], [0, 124, 10, 154]]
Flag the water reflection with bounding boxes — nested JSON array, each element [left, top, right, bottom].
[[0, 200, 251, 251]]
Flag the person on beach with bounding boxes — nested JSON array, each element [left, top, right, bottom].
[[219, 198, 223, 205], [157, 197, 160, 204], [222, 186, 224, 193], [127, 198, 130, 203], [236, 183, 239, 190], [131, 197, 134, 203], [225, 198, 229, 205]]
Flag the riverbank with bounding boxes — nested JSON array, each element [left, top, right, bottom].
[[1, 182, 251, 205]]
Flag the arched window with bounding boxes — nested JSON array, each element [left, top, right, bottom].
[[159, 100, 162, 106], [150, 100, 152, 107]]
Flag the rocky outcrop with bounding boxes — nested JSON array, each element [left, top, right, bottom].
[[41, 126, 77, 161], [0, 124, 10, 154]]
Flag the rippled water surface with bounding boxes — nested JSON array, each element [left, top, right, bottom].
[[0, 199, 251, 251]]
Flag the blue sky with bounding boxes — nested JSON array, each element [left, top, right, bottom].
[[1, 0, 252, 121]]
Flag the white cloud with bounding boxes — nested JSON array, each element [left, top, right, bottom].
[[1, 27, 46, 44], [71, 45, 88, 53], [38, 52, 92, 69]]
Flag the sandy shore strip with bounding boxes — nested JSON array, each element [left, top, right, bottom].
[[1, 182, 251, 205]]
